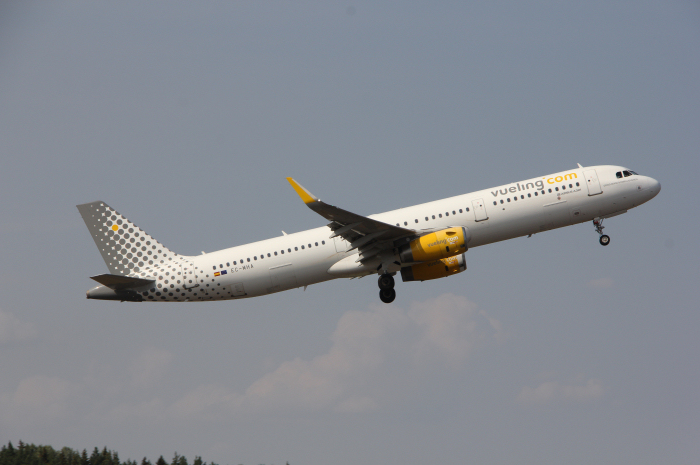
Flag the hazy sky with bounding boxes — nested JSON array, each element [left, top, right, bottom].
[[1, 1, 698, 464]]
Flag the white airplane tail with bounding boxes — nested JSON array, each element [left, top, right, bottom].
[[77, 201, 179, 276]]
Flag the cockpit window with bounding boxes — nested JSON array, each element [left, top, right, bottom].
[[616, 171, 623, 178], [629, 170, 638, 175], [623, 170, 632, 177]]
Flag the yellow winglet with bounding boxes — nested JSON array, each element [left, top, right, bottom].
[[286, 177, 319, 205]]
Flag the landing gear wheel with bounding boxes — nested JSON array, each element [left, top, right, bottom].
[[599, 235, 610, 246], [379, 288, 396, 304], [378, 274, 395, 290]]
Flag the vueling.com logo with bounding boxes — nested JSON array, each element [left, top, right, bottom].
[[428, 236, 459, 248], [490, 172, 578, 197]]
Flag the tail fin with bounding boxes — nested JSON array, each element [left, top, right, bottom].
[[77, 201, 179, 276]]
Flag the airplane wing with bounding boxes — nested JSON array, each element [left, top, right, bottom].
[[287, 178, 416, 263]]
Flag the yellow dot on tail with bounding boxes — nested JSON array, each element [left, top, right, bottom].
[[112, 225, 119, 231]]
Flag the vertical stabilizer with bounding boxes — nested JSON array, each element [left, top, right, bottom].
[[77, 201, 179, 275]]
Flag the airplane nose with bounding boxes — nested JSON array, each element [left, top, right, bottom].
[[644, 177, 660, 198]]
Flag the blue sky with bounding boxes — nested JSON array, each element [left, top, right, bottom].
[[0, 1, 698, 464]]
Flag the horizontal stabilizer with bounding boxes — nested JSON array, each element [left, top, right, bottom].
[[90, 274, 155, 290]]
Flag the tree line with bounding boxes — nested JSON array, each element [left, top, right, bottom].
[[0, 442, 217, 465]]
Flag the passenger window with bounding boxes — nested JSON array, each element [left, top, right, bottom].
[[415, 219, 418, 223], [528, 193, 531, 198], [233, 261, 237, 265], [616, 171, 622, 178], [425, 217, 429, 221], [212, 266, 216, 270], [555, 187, 559, 191], [493, 201, 497, 205], [274, 252, 277, 256], [513, 196, 517, 201], [500, 200, 504, 204], [308, 244, 311, 248], [288, 248, 291, 252], [507, 198, 511, 202], [569, 184, 572, 188], [534, 192, 538, 196], [396, 223, 399, 226], [432, 215, 435, 219], [315, 242, 318, 246], [301, 245, 304, 249], [404, 221, 408, 226], [322, 241, 325, 245], [267, 253, 271, 257], [576, 182, 579, 187], [445, 212, 449, 217], [521, 195, 524, 199], [254, 256, 257, 260], [247, 258, 250, 262], [548, 189, 552, 193], [466, 207, 469, 212], [295, 247, 298, 251], [459, 209, 462, 213], [281, 250, 284, 254], [439, 214, 442, 218], [452, 211, 456, 215]]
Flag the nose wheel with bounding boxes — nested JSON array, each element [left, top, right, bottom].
[[593, 218, 611, 246], [378, 274, 396, 303], [379, 288, 396, 303]]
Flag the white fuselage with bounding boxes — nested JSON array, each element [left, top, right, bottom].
[[174, 165, 658, 302]]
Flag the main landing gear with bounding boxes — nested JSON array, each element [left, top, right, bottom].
[[378, 274, 396, 303], [593, 218, 610, 246]]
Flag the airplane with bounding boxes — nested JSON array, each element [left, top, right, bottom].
[[78, 164, 660, 304]]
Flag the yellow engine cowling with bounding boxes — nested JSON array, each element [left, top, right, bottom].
[[400, 253, 466, 282], [399, 227, 469, 263]]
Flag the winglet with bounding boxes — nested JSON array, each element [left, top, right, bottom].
[[286, 177, 319, 204]]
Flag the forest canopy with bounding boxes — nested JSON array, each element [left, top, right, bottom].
[[0, 442, 236, 465]]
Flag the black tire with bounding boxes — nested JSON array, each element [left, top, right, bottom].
[[378, 274, 395, 290], [379, 288, 396, 304], [599, 235, 610, 246]]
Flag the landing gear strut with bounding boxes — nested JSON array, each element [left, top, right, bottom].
[[378, 274, 396, 303], [593, 218, 610, 246]]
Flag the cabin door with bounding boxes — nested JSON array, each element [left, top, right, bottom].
[[471, 199, 488, 222], [584, 169, 603, 196], [182, 260, 198, 291], [334, 235, 351, 253]]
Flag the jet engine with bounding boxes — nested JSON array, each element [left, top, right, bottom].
[[400, 253, 466, 282], [398, 227, 469, 263]]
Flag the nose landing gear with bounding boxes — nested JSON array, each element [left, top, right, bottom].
[[378, 274, 396, 303], [593, 218, 610, 246]]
